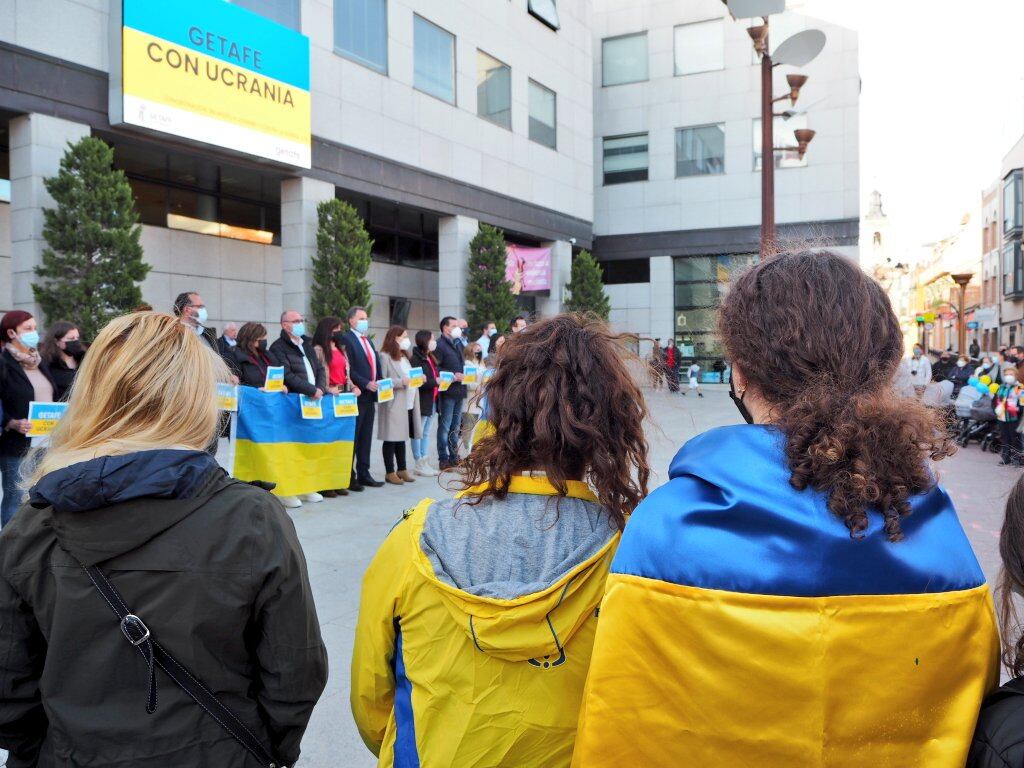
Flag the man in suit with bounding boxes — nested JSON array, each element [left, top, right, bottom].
[[339, 306, 383, 489], [217, 322, 238, 356], [435, 316, 467, 470]]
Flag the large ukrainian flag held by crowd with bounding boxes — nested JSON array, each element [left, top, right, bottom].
[[234, 389, 354, 497], [573, 425, 1000, 768], [116, 0, 311, 168]]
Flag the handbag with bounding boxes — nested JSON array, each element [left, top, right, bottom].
[[77, 559, 283, 768]]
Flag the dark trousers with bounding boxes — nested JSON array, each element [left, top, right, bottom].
[[0, 454, 22, 527], [382, 441, 407, 473], [437, 393, 465, 463], [1000, 420, 1022, 464], [353, 397, 376, 480]]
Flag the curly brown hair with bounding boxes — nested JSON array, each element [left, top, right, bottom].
[[719, 250, 955, 542], [455, 314, 650, 529], [999, 475, 1024, 676]]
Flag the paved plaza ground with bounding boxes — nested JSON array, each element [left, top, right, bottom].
[[0, 386, 1014, 768]]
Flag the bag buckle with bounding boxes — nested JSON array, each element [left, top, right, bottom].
[[121, 614, 151, 646]]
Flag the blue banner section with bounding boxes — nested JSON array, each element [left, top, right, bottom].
[[236, 388, 355, 444], [123, 0, 310, 89]]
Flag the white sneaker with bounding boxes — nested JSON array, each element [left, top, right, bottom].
[[279, 496, 302, 509], [299, 492, 324, 503], [414, 458, 433, 477]]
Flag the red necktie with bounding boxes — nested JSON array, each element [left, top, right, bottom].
[[361, 336, 376, 380]]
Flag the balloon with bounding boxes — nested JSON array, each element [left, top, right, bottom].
[[968, 377, 980, 386], [981, 375, 992, 385], [990, 383, 1000, 394], [976, 381, 991, 393]]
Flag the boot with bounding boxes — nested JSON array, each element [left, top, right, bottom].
[[398, 469, 416, 483], [414, 457, 432, 477], [385, 472, 405, 485]]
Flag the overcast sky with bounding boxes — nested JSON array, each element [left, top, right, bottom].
[[794, 0, 1024, 257]]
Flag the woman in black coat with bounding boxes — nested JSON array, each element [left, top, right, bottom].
[[968, 474, 1024, 766], [410, 330, 440, 476], [39, 320, 85, 401], [232, 322, 284, 390]]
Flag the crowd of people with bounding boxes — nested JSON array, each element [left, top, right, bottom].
[[647, 338, 724, 396], [0, 253, 1023, 766]]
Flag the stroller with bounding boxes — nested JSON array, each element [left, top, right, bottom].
[[958, 392, 998, 451]]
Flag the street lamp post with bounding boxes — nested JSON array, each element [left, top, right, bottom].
[[951, 272, 974, 355]]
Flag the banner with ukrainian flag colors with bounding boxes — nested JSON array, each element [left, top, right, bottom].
[[117, 0, 311, 168], [573, 424, 1000, 768], [234, 388, 354, 496]]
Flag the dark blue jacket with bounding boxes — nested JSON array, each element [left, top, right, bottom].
[[340, 329, 381, 404], [435, 335, 466, 399]]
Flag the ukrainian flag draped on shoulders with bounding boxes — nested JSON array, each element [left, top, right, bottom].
[[573, 424, 999, 768]]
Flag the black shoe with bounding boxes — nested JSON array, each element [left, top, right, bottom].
[[334, 488, 349, 496], [349, 481, 365, 492], [359, 476, 385, 488], [698, 393, 704, 398]]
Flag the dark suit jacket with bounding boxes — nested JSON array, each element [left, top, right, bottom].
[[435, 335, 466, 399], [340, 330, 381, 404], [268, 331, 326, 397], [0, 350, 57, 457]]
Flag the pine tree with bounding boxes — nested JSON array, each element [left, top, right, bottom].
[[564, 249, 611, 321], [33, 136, 149, 340], [311, 198, 373, 321], [466, 224, 518, 334]]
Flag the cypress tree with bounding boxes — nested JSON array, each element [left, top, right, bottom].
[[311, 198, 373, 321], [33, 136, 149, 339], [466, 224, 518, 334], [564, 249, 611, 321]]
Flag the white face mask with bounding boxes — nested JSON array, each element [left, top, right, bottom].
[[450, 326, 463, 340], [956, 360, 967, 368], [399, 337, 411, 351], [428, 339, 437, 352], [1006, 376, 1017, 386]]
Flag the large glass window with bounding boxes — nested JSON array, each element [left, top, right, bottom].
[[414, 15, 455, 103], [477, 50, 511, 129], [674, 20, 724, 75], [338, 193, 439, 271], [228, 0, 300, 30], [603, 133, 648, 185], [753, 116, 808, 170], [675, 124, 725, 177], [1005, 241, 1023, 296], [600, 258, 650, 284], [334, 0, 388, 73], [0, 122, 9, 204], [1004, 170, 1022, 235], [602, 33, 648, 86], [528, 0, 560, 31], [528, 79, 557, 149]]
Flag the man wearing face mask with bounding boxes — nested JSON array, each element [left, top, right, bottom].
[[933, 352, 953, 381], [476, 321, 497, 359], [339, 306, 384, 490], [173, 292, 218, 351], [995, 368, 1024, 466], [950, 354, 972, 396], [904, 343, 932, 396], [435, 316, 467, 470]]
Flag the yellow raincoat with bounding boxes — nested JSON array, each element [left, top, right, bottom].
[[351, 477, 619, 767]]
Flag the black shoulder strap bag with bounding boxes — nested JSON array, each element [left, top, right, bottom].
[[78, 559, 283, 768]]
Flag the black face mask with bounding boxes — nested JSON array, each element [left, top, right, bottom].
[[257, 339, 268, 352], [332, 332, 347, 348], [64, 340, 85, 358], [730, 379, 755, 425]]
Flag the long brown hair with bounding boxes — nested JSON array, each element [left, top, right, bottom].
[[719, 250, 955, 542], [380, 325, 407, 361], [456, 314, 649, 529], [999, 475, 1024, 676], [236, 322, 267, 356]]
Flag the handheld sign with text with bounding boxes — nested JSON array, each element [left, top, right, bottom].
[[216, 383, 239, 412], [333, 392, 358, 417], [482, 367, 495, 383], [438, 371, 455, 392], [377, 378, 394, 403], [409, 366, 425, 388], [28, 401, 68, 437], [264, 366, 285, 392], [299, 395, 323, 420], [463, 364, 479, 385]]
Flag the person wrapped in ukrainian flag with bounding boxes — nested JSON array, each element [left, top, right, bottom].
[[574, 251, 1000, 768]]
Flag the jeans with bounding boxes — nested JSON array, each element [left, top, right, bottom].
[[436, 394, 465, 464], [1, 455, 23, 528], [413, 413, 435, 461]]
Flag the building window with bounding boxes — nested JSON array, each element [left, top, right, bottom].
[[338, 193, 439, 271], [753, 116, 808, 170], [477, 50, 511, 129], [600, 258, 650, 284], [414, 15, 456, 103], [334, 0, 388, 73], [528, 0, 560, 31], [1004, 240, 1023, 296], [675, 124, 725, 177], [1004, 170, 1022, 235], [674, 20, 724, 75], [227, 0, 300, 30], [603, 133, 649, 185], [110, 140, 282, 245], [602, 33, 648, 86], [0, 122, 9, 203], [528, 79, 557, 149], [673, 254, 756, 368]]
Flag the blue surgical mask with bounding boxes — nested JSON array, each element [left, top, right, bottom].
[[195, 307, 208, 325], [19, 331, 39, 349], [291, 322, 306, 338], [356, 319, 369, 334]]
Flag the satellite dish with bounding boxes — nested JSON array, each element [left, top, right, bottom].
[[727, 0, 785, 18], [772, 29, 826, 67]]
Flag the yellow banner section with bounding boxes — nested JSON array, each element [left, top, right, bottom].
[[122, 26, 310, 145]]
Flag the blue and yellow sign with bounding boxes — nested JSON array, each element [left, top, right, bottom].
[[118, 0, 311, 168], [28, 401, 69, 437]]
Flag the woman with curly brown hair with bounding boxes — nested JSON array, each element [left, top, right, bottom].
[[574, 250, 999, 768], [351, 314, 649, 768]]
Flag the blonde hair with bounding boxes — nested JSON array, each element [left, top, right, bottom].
[[26, 312, 229, 485]]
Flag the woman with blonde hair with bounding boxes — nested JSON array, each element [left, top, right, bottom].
[[0, 312, 328, 767]]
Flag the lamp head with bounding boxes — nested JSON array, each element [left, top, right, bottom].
[[747, 24, 769, 55], [786, 73, 808, 105], [794, 128, 816, 158]]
